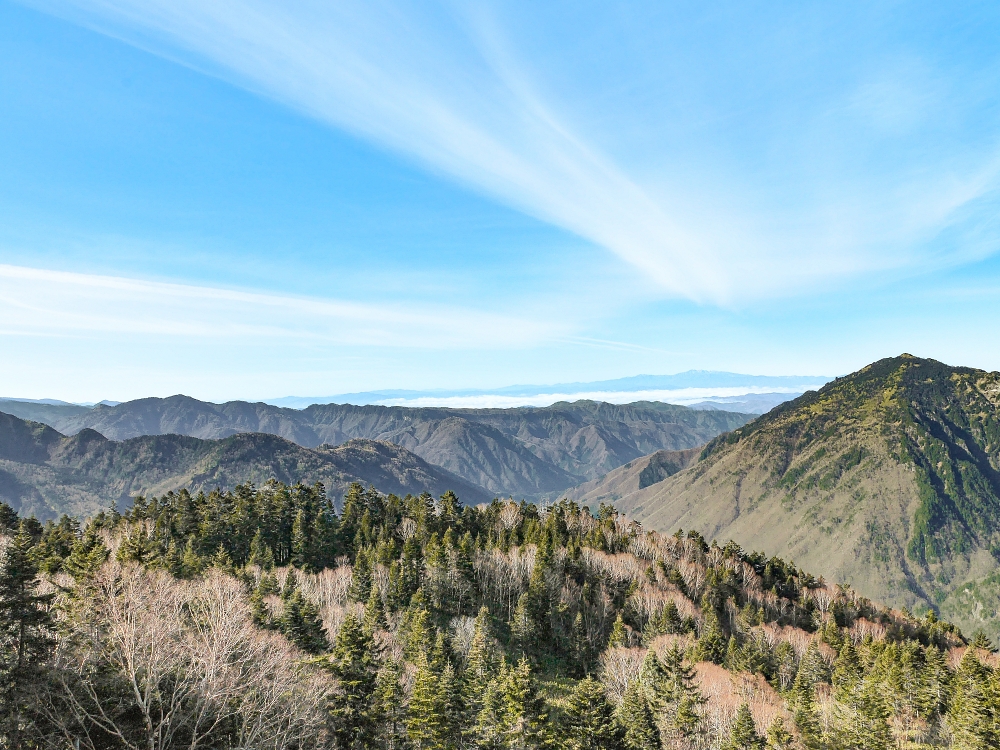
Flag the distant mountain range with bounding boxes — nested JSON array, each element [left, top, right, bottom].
[[2, 370, 829, 413], [0, 397, 751, 502], [263, 370, 829, 410], [575, 355, 1000, 641], [0, 411, 491, 519]]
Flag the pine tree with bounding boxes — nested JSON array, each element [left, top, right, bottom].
[[835, 676, 891, 750], [723, 703, 764, 750], [765, 717, 794, 750], [116, 523, 153, 565], [248, 528, 275, 570], [792, 675, 822, 750], [561, 677, 624, 750], [649, 644, 705, 741], [291, 508, 311, 570], [408, 654, 445, 750], [464, 605, 497, 728], [437, 661, 464, 749], [945, 648, 995, 750], [281, 590, 327, 654], [0, 525, 55, 748], [617, 680, 658, 750], [608, 612, 628, 649], [363, 584, 387, 634], [63, 525, 109, 580], [695, 608, 727, 664], [917, 644, 949, 718], [831, 640, 863, 707], [510, 592, 536, 659], [349, 546, 374, 603], [326, 612, 380, 750], [373, 659, 408, 750]]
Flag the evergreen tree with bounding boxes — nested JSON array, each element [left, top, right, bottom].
[[63, 525, 109, 580], [607, 612, 628, 649], [617, 680, 658, 750], [648, 644, 705, 741], [0, 526, 55, 748], [917, 645, 950, 718], [835, 676, 891, 750], [326, 612, 381, 750], [248, 528, 275, 570], [695, 608, 727, 664], [473, 657, 551, 750], [764, 718, 794, 750], [373, 659, 408, 750], [408, 655, 445, 750], [792, 676, 822, 750], [281, 590, 327, 654], [561, 677, 624, 750], [945, 648, 996, 750], [723, 703, 764, 750], [831, 640, 862, 698], [510, 592, 536, 659], [363, 584, 387, 634], [115, 523, 154, 565]]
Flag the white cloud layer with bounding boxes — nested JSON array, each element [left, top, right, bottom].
[[0, 264, 554, 348], [368, 385, 817, 410], [25, 0, 1000, 304]]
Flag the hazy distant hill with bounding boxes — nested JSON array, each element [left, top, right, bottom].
[[604, 355, 1000, 641], [5, 397, 751, 497], [0, 412, 490, 520]]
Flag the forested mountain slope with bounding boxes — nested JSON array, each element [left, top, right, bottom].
[[0, 412, 489, 519], [6, 397, 750, 496], [609, 355, 1000, 642], [3, 481, 982, 750]]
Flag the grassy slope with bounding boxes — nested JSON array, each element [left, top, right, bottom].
[[612, 355, 1000, 640]]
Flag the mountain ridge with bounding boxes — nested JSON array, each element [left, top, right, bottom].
[[0, 397, 751, 497], [600, 354, 1000, 641], [0, 411, 491, 519]]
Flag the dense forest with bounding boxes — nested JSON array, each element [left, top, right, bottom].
[[1, 480, 998, 749]]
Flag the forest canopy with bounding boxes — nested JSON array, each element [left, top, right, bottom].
[[0, 480, 995, 750]]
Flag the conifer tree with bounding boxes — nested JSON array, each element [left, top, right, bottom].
[[408, 655, 445, 750], [437, 661, 464, 749], [0, 526, 55, 748], [617, 680, 658, 750], [363, 584, 387, 634], [561, 677, 624, 750], [792, 675, 822, 750], [63, 525, 109, 580], [464, 605, 497, 726], [945, 648, 995, 750], [116, 523, 153, 565], [832, 640, 862, 699], [695, 608, 727, 664], [374, 659, 408, 750], [510, 592, 536, 659], [248, 528, 275, 570], [835, 676, 891, 750], [645, 644, 705, 742], [281, 590, 327, 654], [326, 612, 381, 749], [917, 645, 949, 718], [723, 703, 764, 750], [608, 612, 628, 649], [765, 718, 794, 750]]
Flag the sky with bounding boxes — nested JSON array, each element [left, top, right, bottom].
[[3, 0, 1000, 403]]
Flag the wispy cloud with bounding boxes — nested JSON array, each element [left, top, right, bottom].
[[0, 264, 555, 347], [21, 1, 1000, 303]]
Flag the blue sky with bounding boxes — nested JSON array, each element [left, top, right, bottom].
[[3, 0, 1000, 402]]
